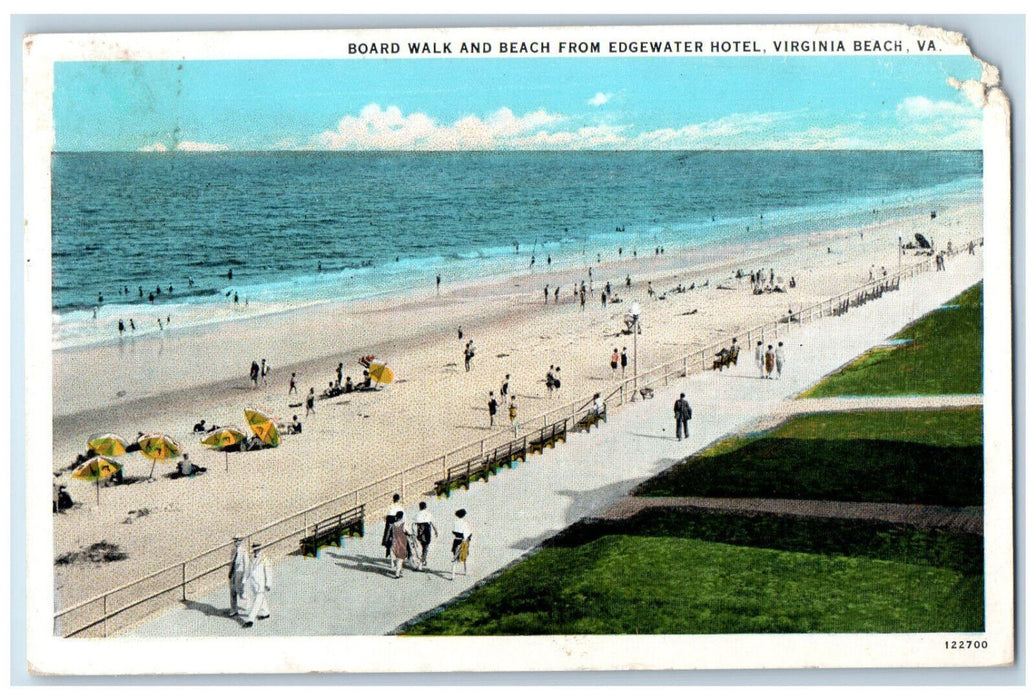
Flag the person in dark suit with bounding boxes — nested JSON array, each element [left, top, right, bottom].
[[673, 393, 693, 441]]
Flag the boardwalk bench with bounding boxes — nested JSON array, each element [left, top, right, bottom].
[[528, 419, 568, 454], [484, 437, 527, 471], [299, 504, 365, 557], [712, 346, 739, 371], [575, 405, 607, 432], [434, 438, 529, 497], [434, 455, 491, 496]]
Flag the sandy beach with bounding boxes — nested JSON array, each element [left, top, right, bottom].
[[51, 202, 982, 610]]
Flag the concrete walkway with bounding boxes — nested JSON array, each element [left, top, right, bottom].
[[130, 253, 983, 638], [599, 497, 983, 535]]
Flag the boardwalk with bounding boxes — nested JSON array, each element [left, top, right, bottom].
[[130, 252, 983, 640]]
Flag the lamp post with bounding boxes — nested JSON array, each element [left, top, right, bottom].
[[629, 303, 640, 400]]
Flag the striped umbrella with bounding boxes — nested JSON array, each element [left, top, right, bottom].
[[87, 433, 128, 457], [368, 362, 394, 387], [72, 456, 123, 504], [201, 426, 247, 470], [137, 433, 182, 480], [244, 409, 281, 448]]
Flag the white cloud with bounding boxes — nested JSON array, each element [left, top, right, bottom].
[[177, 141, 230, 152], [137, 140, 229, 153], [630, 112, 786, 149], [308, 104, 566, 151], [587, 92, 613, 107], [896, 96, 973, 121], [285, 102, 979, 152]]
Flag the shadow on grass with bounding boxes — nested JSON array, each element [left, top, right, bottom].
[[635, 437, 982, 507]]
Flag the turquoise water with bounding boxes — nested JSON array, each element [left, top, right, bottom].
[[52, 150, 981, 343]]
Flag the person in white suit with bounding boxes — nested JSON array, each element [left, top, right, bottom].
[[228, 537, 250, 618], [243, 542, 271, 628]]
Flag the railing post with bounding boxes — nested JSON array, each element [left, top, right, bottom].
[[181, 563, 187, 601], [103, 596, 108, 638]]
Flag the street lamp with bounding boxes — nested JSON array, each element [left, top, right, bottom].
[[629, 302, 640, 399]]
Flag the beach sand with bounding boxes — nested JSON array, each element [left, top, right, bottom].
[[50, 202, 982, 611]]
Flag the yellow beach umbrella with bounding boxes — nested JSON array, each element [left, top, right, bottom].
[[137, 433, 182, 480], [87, 433, 128, 457], [368, 362, 394, 386], [244, 409, 281, 448], [72, 456, 123, 504], [201, 426, 247, 470]]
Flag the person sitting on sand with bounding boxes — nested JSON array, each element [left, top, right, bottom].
[[362, 370, 372, 390], [177, 453, 206, 477], [53, 484, 73, 513], [289, 415, 302, 435], [193, 419, 208, 433], [344, 376, 354, 393]]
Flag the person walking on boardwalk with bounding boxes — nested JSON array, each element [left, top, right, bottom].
[[611, 348, 620, 376], [775, 342, 785, 378], [228, 536, 250, 618], [412, 502, 438, 571], [305, 388, 316, 416], [546, 366, 555, 397], [500, 374, 510, 398], [243, 543, 271, 628], [488, 391, 498, 427], [755, 341, 765, 378], [389, 512, 409, 578], [621, 347, 628, 377], [509, 396, 518, 428], [673, 393, 693, 441], [449, 509, 473, 581], [382, 494, 404, 559], [764, 344, 776, 379]]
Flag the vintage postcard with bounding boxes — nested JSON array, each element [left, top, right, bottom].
[[23, 22, 1013, 674]]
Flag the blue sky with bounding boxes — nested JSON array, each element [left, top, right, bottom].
[[53, 55, 984, 151]]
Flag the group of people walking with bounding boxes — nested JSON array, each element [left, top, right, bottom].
[[249, 359, 269, 388], [487, 373, 518, 428], [381, 494, 473, 581], [753, 340, 785, 379], [609, 347, 629, 377]]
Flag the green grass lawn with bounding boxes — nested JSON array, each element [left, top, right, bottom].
[[803, 282, 982, 397], [635, 408, 983, 505], [406, 521, 983, 635]]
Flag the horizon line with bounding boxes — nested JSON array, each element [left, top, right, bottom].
[[52, 148, 983, 155]]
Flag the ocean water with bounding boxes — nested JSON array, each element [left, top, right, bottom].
[[52, 150, 981, 346]]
